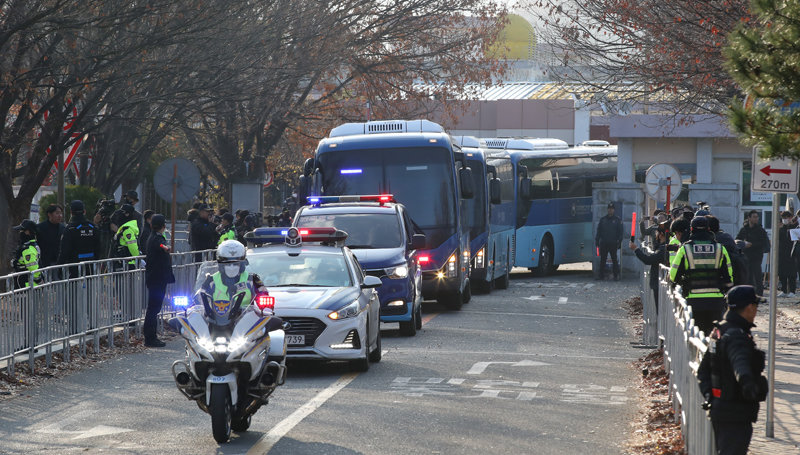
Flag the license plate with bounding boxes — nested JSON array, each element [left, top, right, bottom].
[[286, 335, 305, 346]]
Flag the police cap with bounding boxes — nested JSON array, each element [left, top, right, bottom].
[[690, 216, 709, 231], [125, 190, 139, 201], [222, 213, 234, 222], [70, 200, 85, 212], [151, 214, 166, 230], [607, 202, 615, 209], [725, 285, 765, 310], [121, 204, 135, 215], [13, 219, 38, 233]]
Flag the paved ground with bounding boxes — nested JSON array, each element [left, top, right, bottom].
[[0, 265, 643, 455]]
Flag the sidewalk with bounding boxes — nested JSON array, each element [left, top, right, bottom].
[[749, 298, 800, 454]]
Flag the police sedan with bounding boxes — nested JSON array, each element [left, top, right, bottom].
[[243, 227, 382, 372]]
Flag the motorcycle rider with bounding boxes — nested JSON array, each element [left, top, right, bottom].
[[11, 219, 42, 288], [197, 240, 283, 331]]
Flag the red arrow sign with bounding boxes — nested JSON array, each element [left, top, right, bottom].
[[760, 165, 792, 176]]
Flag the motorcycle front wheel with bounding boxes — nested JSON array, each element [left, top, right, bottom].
[[210, 384, 232, 443]]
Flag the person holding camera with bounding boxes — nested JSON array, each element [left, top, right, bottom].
[[697, 285, 768, 455], [94, 198, 117, 259]]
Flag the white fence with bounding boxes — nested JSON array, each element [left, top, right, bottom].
[[0, 250, 214, 376], [641, 265, 715, 454]]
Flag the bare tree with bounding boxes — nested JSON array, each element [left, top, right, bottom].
[[525, 0, 750, 115]]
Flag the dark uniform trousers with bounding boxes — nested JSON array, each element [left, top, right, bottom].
[[713, 420, 752, 455], [144, 284, 167, 341], [598, 242, 620, 278]]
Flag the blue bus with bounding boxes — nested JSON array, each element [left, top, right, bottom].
[[452, 136, 513, 292], [486, 139, 618, 275], [299, 120, 475, 310]]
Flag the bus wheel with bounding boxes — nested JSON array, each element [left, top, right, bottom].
[[534, 237, 553, 277], [473, 279, 491, 294], [462, 280, 472, 304], [495, 267, 510, 289]]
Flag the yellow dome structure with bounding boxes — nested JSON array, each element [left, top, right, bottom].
[[489, 14, 535, 60]]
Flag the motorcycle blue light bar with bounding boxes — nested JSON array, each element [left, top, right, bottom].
[[307, 194, 395, 206], [173, 296, 190, 307], [340, 169, 362, 174]]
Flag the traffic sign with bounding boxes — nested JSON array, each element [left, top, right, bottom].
[[751, 148, 798, 193], [263, 171, 274, 188]]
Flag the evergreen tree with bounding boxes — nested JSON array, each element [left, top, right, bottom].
[[726, 0, 800, 158]]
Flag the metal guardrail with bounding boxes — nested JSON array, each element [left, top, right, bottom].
[[0, 249, 214, 376], [646, 264, 715, 455]]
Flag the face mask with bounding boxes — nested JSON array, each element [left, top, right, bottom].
[[223, 264, 240, 279], [783, 218, 791, 225]]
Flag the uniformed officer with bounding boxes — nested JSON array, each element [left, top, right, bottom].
[[217, 213, 237, 245], [58, 200, 101, 277], [144, 214, 174, 347], [113, 204, 140, 268], [698, 285, 768, 455], [667, 218, 690, 266], [669, 216, 734, 335], [595, 202, 623, 280], [11, 219, 42, 288]]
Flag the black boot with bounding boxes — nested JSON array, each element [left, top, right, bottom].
[[145, 338, 166, 347]]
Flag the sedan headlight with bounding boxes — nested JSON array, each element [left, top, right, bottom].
[[385, 264, 408, 279], [328, 300, 361, 320]]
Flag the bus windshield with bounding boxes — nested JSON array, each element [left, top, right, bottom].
[[464, 158, 487, 238], [318, 146, 456, 249]]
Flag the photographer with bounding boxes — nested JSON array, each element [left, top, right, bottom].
[[94, 198, 117, 259]]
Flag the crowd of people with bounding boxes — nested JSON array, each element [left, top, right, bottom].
[[630, 203, 771, 454]]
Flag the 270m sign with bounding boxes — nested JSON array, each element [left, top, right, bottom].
[[760, 179, 792, 190], [751, 149, 798, 194]]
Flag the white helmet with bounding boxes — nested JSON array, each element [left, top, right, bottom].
[[217, 240, 246, 278]]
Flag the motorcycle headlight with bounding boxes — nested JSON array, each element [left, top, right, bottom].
[[385, 265, 408, 279], [198, 337, 215, 352], [227, 337, 247, 353], [328, 300, 361, 320]]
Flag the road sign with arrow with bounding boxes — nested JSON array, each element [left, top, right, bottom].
[[751, 148, 798, 194]]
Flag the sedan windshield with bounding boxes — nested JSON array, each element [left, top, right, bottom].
[[248, 253, 352, 287], [296, 213, 403, 249]]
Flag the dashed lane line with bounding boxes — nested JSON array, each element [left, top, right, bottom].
[[247, 311, 440, 454]]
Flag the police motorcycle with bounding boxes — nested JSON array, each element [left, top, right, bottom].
[[170, 240, 287, 443]]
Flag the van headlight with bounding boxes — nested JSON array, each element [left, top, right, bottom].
[[328, 301, 361, 320], [386, 265, 408, 279]]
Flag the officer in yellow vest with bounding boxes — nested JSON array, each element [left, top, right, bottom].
[[12, 219, 42, 288], [217, 213, 237, 246], [667, 218, 690, 266], [113, 204, 140, 267], [669, 216, 734, 336]]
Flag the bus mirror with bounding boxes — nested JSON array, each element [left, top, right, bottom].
[[303, 158, 315, 176], [490, 178, 502, 204], [298, 176, 309, 205], [411, 234, 426, 250], [459, 167, 474, 199], [520, 178, 532, 200]]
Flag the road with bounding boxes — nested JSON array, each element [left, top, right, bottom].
[[0, 266, 641, 455]]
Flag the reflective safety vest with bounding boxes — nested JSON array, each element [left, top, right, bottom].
[[669, 240, 733, 298], [668, 236, 681, 265], [15, 240, 42, 287], [211, 271, 254, 312], [218, 226, 236, 245], [115, 219, 140, 265]]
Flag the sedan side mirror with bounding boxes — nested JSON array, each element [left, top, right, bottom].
[[411, 234, 426, 250], [361, 275, 382, 289]]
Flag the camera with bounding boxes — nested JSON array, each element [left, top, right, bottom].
[[96, 199, 117, 219]]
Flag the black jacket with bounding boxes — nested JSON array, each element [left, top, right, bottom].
[[145, 231, 175, 286], [190, 217, 218, 251], [634, 242, 668, 291], [139, 223, 152, 253], [778, 222, 797, 276], [697, 311, 767, 423], [58, 214, 101, 265], [595, 214, 623, 246], [36, 220, 65, 268], [736, 222, 769, 262]]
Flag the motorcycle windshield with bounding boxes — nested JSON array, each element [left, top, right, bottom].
[[195, 288, 246, 327], [194, 261, 219, 292]]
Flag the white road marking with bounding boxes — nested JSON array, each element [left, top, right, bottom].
[[523, 295, 542, 301], [558, 297, 568, 304], [467, 359, 551, 375], [72, 425, 134, 440], [583, 283, 595, 290], [247, 373, 358, 454]]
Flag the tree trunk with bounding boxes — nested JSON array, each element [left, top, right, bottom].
[[0, 195, 32, 276]]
